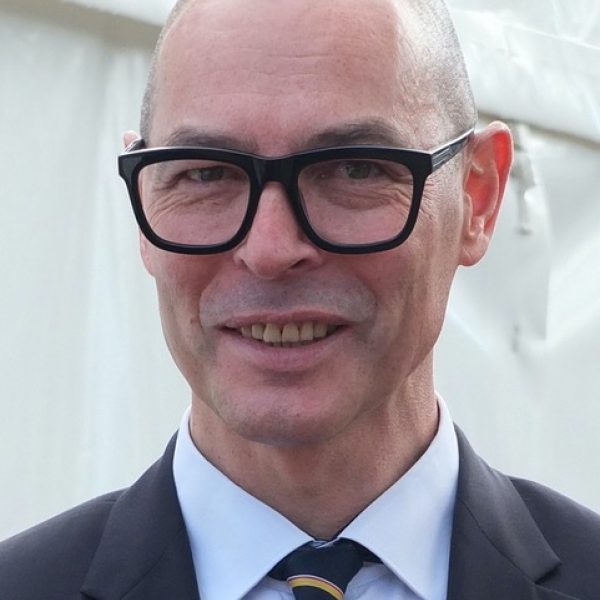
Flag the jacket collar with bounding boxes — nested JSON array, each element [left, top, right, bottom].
[[81, 435, 199, 600], [448, 428, 576, 600]]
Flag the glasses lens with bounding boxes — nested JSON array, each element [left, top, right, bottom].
[[138, 159, 250, 246], [298, 158, 414, 245]]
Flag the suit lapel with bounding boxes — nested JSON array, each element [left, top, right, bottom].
[[448, 429, 577, 600], [81, 436, 199, 600]]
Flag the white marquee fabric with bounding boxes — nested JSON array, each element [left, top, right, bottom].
[[0, 0, 598, 539]]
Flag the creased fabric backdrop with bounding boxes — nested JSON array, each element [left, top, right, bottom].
[[0, 0, 598, 539]]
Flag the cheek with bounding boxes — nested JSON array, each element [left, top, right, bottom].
[[418, 179, 466, 270], [364, 199, 461, 358], [152, 251, 221, 301], [351, 252, 419, 349], [151, 253, 222, 352], [411, 195, 464, 339]]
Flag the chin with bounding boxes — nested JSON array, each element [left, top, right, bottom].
[[212, 387, 357, 449]]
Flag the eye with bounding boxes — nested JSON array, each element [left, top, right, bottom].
[[342, 161, 381, 180], [187, 166, 226, 182]]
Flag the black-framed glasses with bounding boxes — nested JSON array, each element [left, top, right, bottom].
[[118, 128, 473, 255]]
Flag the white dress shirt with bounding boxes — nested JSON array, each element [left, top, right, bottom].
[[173, 398, 458, 600]]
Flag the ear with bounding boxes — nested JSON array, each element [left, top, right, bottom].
[[123, 130, 140, 150], [460, 122, 513, 266]]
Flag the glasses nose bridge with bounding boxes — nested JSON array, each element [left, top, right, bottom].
[[253, 155, 296, 200]]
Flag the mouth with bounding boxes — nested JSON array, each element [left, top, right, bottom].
[[229, 321, 341, 347]]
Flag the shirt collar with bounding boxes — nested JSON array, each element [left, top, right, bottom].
[[173, 410, 311, 600], [173, 398, 458, 600], [341, 397, 458, 599]]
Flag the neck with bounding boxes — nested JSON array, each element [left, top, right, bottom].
[[189, 378, 439, 539]]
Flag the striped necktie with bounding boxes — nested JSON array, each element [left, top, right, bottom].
[[269, 538, 379, 599]]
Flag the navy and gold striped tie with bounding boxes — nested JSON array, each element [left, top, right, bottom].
[[270, 539, 377, 599]]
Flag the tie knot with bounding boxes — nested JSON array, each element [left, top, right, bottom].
[[270, 539, 376, 599]]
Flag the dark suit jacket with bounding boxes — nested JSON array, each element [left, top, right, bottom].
[[1, 430, 599, 599]]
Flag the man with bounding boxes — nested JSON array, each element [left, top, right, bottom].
[[1, 0, 599, 598]]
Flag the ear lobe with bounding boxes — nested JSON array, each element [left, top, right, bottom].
[[460, 122, 513, 267]]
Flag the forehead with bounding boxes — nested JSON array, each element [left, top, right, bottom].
[[152, 0, 431, 152]]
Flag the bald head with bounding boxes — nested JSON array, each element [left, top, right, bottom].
[[140, 0, 476, 144]]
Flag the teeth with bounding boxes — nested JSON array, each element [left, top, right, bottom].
[[300, 322, 314, 342], [251, 323, 265, 340], [282, 323, 300, 344], [314, 322, 327, 339], [239, 321, 338, 346], [263, 323, 282, 345]]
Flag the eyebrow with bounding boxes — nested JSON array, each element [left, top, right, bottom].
[[304, 120, 411, 149], [158, 119, 411, 154], [161, 128, 259, 153]]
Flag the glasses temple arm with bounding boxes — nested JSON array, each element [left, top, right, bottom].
[[430, 128, 474, 172]]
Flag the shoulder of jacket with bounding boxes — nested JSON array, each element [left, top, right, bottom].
[[511, 475, 600, 537], [0, 490, 123, 598], [510, 475, 600, 594]]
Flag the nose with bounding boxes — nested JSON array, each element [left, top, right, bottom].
[[232, 183, 324, 279]]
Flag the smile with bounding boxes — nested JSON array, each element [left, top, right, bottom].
[[237, 321, 340, 347]]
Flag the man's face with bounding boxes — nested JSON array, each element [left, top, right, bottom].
[[143, 0, 470, 447]]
